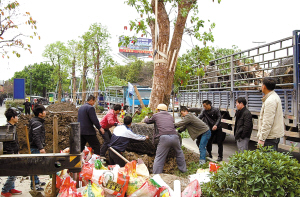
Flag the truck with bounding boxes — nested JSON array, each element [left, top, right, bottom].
[[178, 30, 300, 152], [104, 85, 152, 113]]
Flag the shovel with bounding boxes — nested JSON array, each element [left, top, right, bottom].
[[24, 125, 43, 197]]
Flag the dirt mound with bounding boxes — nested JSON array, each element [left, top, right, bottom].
[[17, 103, 78, 153], [46, 102, 78, 112]]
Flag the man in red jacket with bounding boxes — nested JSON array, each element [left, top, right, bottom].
[[99, 104, 122, 157]]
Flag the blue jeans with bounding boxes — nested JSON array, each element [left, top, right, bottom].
[[30, 148, 40, 187], [2, 176, 16, 193], [197, 130, 211, 161]]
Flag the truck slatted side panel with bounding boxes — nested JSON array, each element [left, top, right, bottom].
[[199, 91, 231, 109], [179, 92, 199, 107]]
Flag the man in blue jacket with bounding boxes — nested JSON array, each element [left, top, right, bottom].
[[108, 116, 148, 167], [78, 95, 104, 155]]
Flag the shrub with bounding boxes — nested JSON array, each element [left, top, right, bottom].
[[202, 147, 300, 197], [5, 100, 24, 111], [132, 107, 153, 123]]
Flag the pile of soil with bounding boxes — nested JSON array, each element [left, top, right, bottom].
[[17, 103, 78, 153]]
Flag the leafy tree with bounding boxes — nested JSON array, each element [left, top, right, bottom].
[[0, 0, 39, 58], [174, 45, 241, 91], [87, 23, 111, 105], [43, 41, 70, 103], [122, 0, 220, 110], [13, 63, 55, 96]]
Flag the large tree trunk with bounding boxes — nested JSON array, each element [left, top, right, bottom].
[[148, 0, 193, 110], [72, 56, 76, 105]]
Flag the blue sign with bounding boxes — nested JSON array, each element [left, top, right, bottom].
[[14, 78, 25, 99]]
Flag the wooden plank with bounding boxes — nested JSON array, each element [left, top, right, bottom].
[[133, 85, 145, 109]]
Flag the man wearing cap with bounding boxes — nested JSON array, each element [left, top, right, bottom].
[[144, 104, 187, 174], [23, 98, 31, 115], [31, 98, 38, 111]]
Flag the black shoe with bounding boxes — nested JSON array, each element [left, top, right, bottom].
[[216, 157, 223, 162], [40, 182, 46, 186], [31, 187, 44, 191]]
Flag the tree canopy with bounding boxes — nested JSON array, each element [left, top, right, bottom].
[[0, 0, 39, 58]]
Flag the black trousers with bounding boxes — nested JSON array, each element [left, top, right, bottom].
[[109, 149, 125, 167], [206, 129, 225, 158], [264, 138, 280, 151], [25, 108, 30, 115], [100, 129, 112, 157], [81, 135, 101, 155]]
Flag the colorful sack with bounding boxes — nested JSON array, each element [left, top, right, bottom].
[[130, 180, 158, 197], [182, 179, 201, 197]]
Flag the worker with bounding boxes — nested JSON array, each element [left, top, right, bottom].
[[31, 98, 38, 110], [78, 95, 104, 155], [99, 104, 122, 158], [144, 104, 187, 174], [29, 105, 47, 191], [175, 106, 211, 165], [199, 100, 225, 161], [23, 98, 31, 115], [257, 77, 284, 151], [1, 108, 22, 197], [108, 116, 148, 167]]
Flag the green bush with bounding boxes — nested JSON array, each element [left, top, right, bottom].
[[132, 107, 152, 123], [202, 147, 300, 197], [5, 100, 24, 111], [96, 105, 104, 112]]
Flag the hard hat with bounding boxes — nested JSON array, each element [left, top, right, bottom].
[[25, 98, 28, 100], [34, 98, 37, 101], [156, 104, 167, 111]]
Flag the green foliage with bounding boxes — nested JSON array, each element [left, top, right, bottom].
[[179, 130, 190, 139], [5, 100, 24, 110], [132, 107, 152, 123], [102, 57, 153, 88], [202, 147, 300, 197], [0, 0, 39, 58], [13, 63, 56, 96]]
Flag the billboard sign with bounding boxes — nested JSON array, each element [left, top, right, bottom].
[[119, 37, 153, 55], [13, 78, 25, 99]]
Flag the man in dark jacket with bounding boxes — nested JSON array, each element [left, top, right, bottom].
[[78, 95, 104, 155], [234, 97, 253, 152], [1, 108, 22, 197], [144, 104, 186, 174], [23, 98, 31, 115], [199, 100, 225, 161], [108, 116, 148, 167], [175, 106, 211, 165], [29, 104, 47, 191]]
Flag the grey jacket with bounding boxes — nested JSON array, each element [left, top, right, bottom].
[[144, 111, 178, 140], [175, 113, 209, 141]]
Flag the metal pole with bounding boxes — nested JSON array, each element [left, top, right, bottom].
[[132, 95, 135, 115], [52, 115, 58, 197], [70, 122, 81, 155]]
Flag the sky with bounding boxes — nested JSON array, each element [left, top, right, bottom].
[[1, 0, 300, 81]]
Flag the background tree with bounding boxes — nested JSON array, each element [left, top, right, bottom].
[[67, 39, 81, 105], [123, 0, 220, 110], [14, 62, 55, 96], [88, 23, 111, 106], [43, 41, 70, 103], [0, 0, 39, 58]]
